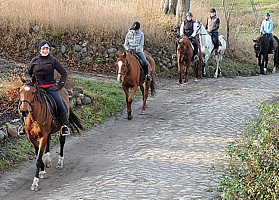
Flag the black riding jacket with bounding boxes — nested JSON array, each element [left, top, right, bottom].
[[27, 54, 67, 87]]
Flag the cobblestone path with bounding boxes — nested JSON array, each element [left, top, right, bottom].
[[1, 74, 278, 200]]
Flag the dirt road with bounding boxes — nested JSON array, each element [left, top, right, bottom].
[[0, 74, 278, 200]]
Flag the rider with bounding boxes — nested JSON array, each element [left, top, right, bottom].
[[19, 40, 70, 136], [180, 11, 199, 61], [124, 21, 152, 81], [260, 12, 274, 53], [205, 8, 220, 55]]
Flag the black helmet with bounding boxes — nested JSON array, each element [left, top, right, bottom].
[[131, 21, 140, 30], [38, 40, 50, 50], [186, 12, 193, 17], [210, 8, 216, 13], [265, 12, 270, 17]]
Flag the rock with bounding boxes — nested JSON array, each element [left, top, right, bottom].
[[61, 45, 67, 54], [6, 122, 18, 137], [73, 45, 83, 52], [81, 96, 92, 105], [0, 129, 6, 140]]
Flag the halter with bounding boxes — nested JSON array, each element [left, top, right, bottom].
[[18, 83, 48, 126]]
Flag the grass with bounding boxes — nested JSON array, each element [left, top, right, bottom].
[[0, 77, 128, 173]]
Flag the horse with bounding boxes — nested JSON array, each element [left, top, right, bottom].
[[177, 35, 201, 84], [18, 76, 84, 191], [253, 34, 279, 74], [192, 21, 227, 78], [115, 51, 156, 120]]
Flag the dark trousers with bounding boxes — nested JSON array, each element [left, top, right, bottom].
[[45, 88, 67, 114], [190, 37, 198, 56], [211, 32, 219, 50], [136, 51, 148, 75], [267, 33, 274, 50]]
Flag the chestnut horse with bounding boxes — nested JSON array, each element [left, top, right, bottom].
[[18, 77, 84, 191], [115, 51, 156, 120], [177, 35, 201, 83]]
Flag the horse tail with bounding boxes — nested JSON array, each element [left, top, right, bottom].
[[273, 36, 279, 67], [144, 51, 156, 96], [69, 108, 84, 134]]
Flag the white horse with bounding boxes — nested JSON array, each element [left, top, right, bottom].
[[191, 21, 226, 78]]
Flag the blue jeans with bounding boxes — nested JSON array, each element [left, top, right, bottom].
[[45, 88, 67, 114], [189, 37, 198, 56]]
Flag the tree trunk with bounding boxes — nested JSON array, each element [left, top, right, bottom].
[[161, 0, 170, 14], [176, 0, 190, 27], [169, 0, 177, 15]]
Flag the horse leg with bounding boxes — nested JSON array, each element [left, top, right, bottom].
[[127, 86, 138, 120], [264, 54, 268, 74], [203, 54, 211, 76], [56, 135, 66, 169], [178, 61, 182, 84], [194, 61, 199, 82], [214, 55, 220, 78], [184, 61, 190, 83], [31, 135, 47, 190], [139, 85, 146, 115], [44, 133, 52, 168], [258, 55, 264, 74]]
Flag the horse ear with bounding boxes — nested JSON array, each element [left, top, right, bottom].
[[252, 39, 257, 42], [19, 75, 25, 84], [123, 51, 127, 58], [115, 53, 119, 58]]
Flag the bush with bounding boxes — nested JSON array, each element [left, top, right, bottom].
[[219, 100, 279, 199]]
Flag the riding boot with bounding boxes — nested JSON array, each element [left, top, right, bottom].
[[60, 112, 70, 136], [143, 64, 152, 81]]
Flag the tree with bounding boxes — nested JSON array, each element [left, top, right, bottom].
[[161, 0, 190, 26], [222, 0, 236, 48]]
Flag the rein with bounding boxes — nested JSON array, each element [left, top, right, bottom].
[[18, 84, 49, 126]]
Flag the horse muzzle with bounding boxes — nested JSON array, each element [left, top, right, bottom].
[[20, 110, 29, 117]]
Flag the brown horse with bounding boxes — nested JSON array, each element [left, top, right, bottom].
[[115, 51, 156, 120], [18, 76, 83, 191], [177, 36, 201, 83]]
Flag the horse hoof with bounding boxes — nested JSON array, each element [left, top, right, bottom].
[[56, 164, 63, 169], [139, 110, 145, 115], [128, 115, 133, 120], [194, 78, 198, 82], [31, 177, 39, 191], [39, 170, 46, 179]]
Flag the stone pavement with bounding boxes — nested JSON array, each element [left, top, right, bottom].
[[1, 74, 278, 200]]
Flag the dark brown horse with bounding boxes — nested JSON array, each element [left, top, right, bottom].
[[253, 34, 279, 74], [18, 77, 83, 190], [115, 51, 156, 120], [177, 36, 201, 83]]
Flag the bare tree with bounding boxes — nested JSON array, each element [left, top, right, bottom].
[[176, 0, 190, 27], [161, 0, 177, 15], [222, 0, 236, 48]]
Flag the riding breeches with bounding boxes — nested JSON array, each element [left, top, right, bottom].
[[211, 32, 219, 50], [45, 88, 67, 114], [190, 37, 199, 56], [136, 51, 149, 75]]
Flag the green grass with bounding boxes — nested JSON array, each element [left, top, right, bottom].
[[0, 77, 128, 173]]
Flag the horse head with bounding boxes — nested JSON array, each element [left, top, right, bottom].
[[18, 76, 37, 117], [115, 52, 129, 83], [192, 20, 203, 37], [177, 36, 192, 61], [253, 39, 260, 58]]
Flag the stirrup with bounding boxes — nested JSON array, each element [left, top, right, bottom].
[[145, 74, 152, 82], [60, 125, 70, 136], [17, 126, 26, 137]]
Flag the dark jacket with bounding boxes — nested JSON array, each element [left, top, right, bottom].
[[180, 19, 195, 37], [27, 54, 67, 87]]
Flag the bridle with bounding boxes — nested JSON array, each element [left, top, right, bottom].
[[18, 83, 48, 126]]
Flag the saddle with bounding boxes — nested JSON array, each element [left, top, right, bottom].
[[129, 51, 149, 72], [39, 88, 67, 119]]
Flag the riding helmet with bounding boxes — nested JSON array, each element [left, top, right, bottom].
[[38, 40, 50, 50], [265, 12, 270, 17], [186, 12, 193, 17], [131, 21, 140, 30], [210, 8, 216, 13]]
